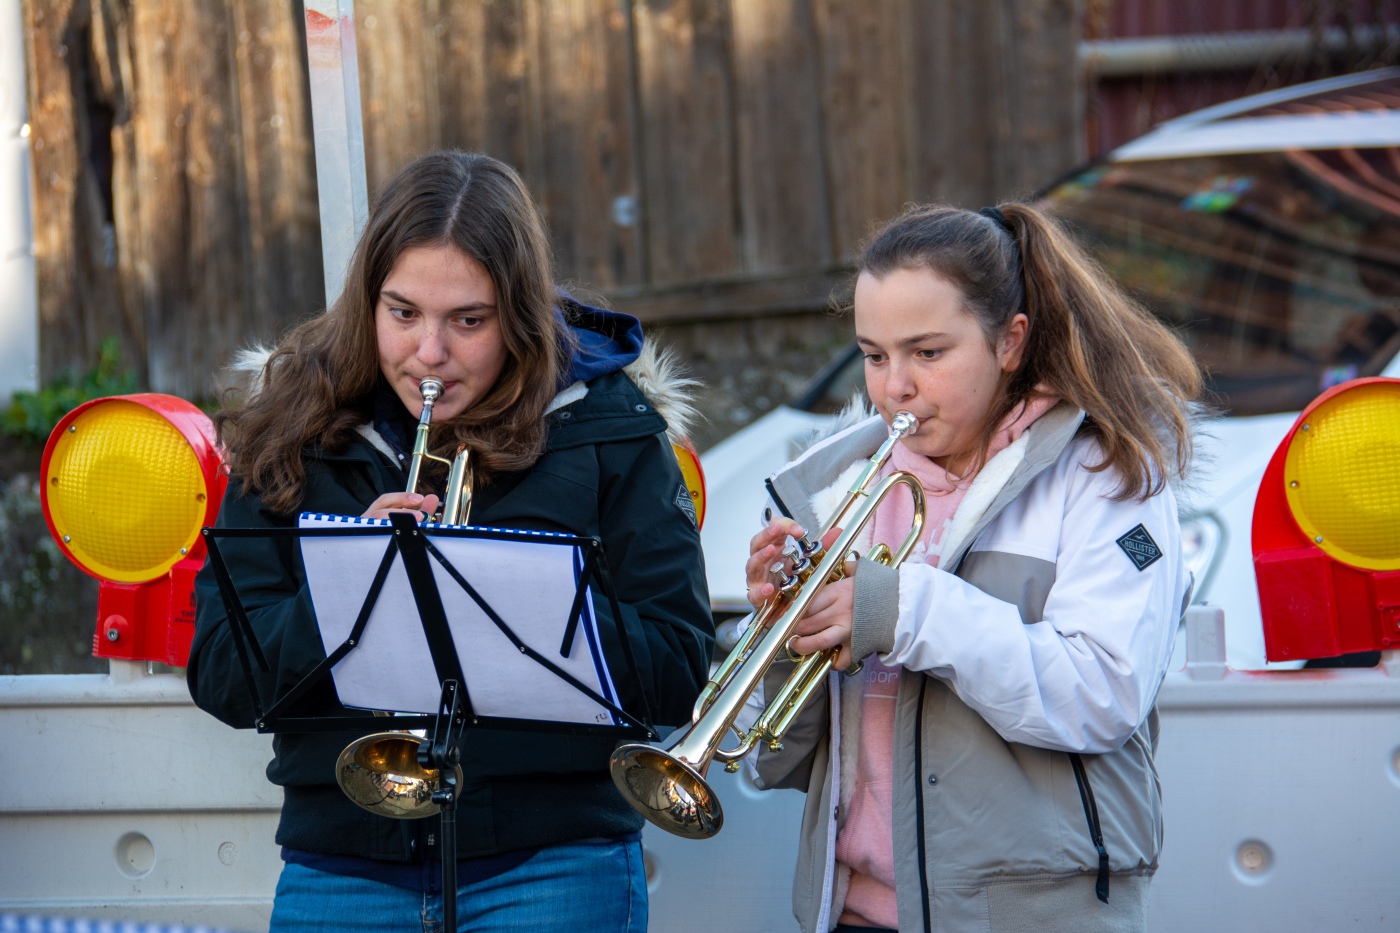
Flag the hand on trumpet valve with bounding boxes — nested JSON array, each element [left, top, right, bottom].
[[745, 518, 807, 609], [788, 576, 855, 672], [362, 491, 442, 523]]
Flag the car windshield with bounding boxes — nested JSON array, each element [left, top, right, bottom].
[[1040, 148, 1400, 415]]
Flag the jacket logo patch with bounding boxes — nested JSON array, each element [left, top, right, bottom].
[[674, 482, 698, 528], [1116, 524, 1162, 571]]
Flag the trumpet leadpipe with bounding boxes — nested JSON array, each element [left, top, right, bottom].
[[406, 377, 446, 495]]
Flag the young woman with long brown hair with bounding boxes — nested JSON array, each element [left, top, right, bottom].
[[741, 202, 1200, 933], [187, 150, 713, 932]]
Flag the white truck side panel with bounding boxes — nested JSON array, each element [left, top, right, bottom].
[[0, 663, 280, 929], [2, 610, 1397, 932]]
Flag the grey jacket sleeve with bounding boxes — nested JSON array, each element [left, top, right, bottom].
[[850, 557, 900, 662]]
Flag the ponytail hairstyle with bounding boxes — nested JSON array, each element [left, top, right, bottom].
[[858, 203, 1202, 500], [217, 151, 569, 515]]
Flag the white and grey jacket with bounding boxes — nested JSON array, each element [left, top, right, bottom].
[[743, 403, 1188, 933]]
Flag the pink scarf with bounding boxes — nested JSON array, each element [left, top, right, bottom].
[[868, 395, 1058, 569]]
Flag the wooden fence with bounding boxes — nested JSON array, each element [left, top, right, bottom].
[[24, 0, 1083, 398]]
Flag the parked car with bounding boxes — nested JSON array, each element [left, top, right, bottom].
[[700, 68, 1400, 670]]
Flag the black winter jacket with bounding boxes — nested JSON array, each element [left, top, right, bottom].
[[188, 369, 713, 861]]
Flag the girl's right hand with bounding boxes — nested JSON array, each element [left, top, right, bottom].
[[362, 492, 441, 522], [745, 518, 806, 609]]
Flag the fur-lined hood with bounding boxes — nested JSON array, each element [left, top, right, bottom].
[[618, 341, 699, 442]]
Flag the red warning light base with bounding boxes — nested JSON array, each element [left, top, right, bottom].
[[1252, 378, 1400, 662], [90, 559, 203, 666]]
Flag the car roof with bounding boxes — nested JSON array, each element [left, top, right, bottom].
[[1113, 67, 1400, 161]]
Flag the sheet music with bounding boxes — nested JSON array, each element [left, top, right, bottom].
[[298, 513, 621, 726]]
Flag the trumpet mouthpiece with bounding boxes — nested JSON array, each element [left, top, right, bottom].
[[891, 411, 918, 437], [419, 377, 446, 404]]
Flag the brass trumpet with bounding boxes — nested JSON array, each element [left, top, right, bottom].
[[334, 375, 473, 819], [610, 412, 927, 838], [407, 376, 474, 526]]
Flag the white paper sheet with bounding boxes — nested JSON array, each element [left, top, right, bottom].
[[298, 513, 621, 726]]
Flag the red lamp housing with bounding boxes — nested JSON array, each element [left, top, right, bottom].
[[40, 394, 226, 666], [1251, 377, 1400, 662]]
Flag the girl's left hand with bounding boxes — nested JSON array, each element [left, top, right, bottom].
[[362, 492, 441, 522], [789, 576, 855, 671]]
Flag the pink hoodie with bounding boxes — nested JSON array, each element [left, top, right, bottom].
[[836, 396, 1056, 929]]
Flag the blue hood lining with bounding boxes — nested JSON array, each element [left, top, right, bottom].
[[559, 293, 643, 387]]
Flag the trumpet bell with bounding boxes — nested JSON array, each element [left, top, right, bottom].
[[610, 744, 723, 839], [335, 731, 463, 820]]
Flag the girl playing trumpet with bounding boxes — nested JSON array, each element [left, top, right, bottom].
[[744, 203, 1200, 933], [188, 151, 713, 932]]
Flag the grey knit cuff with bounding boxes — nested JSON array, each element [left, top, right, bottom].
[[850, 558, 900, 661]]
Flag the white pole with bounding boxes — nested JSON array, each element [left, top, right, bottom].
[[0, 2, 39, 398], [303, 0, 369, 308]]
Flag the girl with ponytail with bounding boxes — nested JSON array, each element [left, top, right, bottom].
[[740, 203, 1200, 933]]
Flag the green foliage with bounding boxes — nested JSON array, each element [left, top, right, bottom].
[[1, 337, 141, 446], [0, 475, 103, 675]]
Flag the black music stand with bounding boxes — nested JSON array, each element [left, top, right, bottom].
[[203, 511, 657, 932]]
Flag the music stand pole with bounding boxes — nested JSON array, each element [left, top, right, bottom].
[[426, 680, 465, 931]]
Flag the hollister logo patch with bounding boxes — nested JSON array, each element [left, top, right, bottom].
[[1116, 524, 1162, 571], [674, 482, 698, 527]]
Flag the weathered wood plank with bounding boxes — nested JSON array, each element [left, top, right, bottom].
[[23, 0, 138, 383], [91, 0, 148, 377], [905, 0, 997, 207], [813, 0, 909, 258], [24, 0, 85, 379], [1006, 0, 1083, 194], [729, 0, 831, 272], [436, 0, 533, 172], [530, 0, 641, 288], [121, 0, 252, 398], [229, 0, 324, 344], [905, 0, 1082, 209], [632, 0, 739, 284], [355, 0, 441, 191]]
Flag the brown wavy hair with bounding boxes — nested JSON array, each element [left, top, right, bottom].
[[858, 203, 1202, 500], [217, 151, 569, 515]]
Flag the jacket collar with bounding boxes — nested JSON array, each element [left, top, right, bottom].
[[940, 402, 1084, 570], [768, 402, 1086, 565]]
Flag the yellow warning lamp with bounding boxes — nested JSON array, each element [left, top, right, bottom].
[[672, 438, 706, 530], [1252, 378, 1400, 661], [41, 395, 226, 665]]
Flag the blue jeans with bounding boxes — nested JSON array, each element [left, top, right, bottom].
[[269, 837, 647, 933]]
